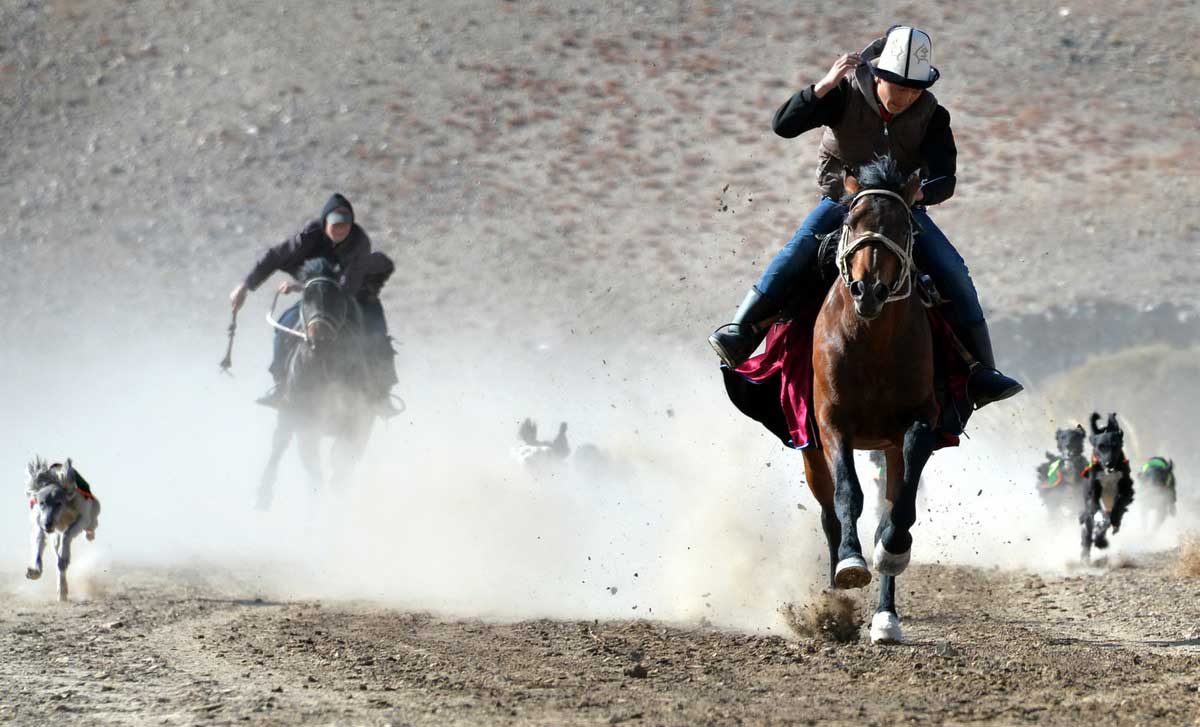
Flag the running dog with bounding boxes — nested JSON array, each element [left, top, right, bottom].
[[1079, 414, 1134, 563], [24, 457, 100, 601]]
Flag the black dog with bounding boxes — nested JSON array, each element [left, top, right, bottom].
[[1136, 456, 1176, 528], [1079, 412, 1135, 562], [1036, 425, 1088, 518]]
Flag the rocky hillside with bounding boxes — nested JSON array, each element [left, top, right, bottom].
[[2, 0, 1197, 348]]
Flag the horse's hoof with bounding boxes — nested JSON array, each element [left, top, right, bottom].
[[834, 555, 871, 589], [25, 568, 42, 581], [873, 540, 912, 576], [869, 611, 903, 645]]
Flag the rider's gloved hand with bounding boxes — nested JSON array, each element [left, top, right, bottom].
[[230, 282, 248, 312]]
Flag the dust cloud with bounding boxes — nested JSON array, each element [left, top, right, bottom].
[[3, 307, 1195, 632]]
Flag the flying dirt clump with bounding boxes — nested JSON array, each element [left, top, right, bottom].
[[781, 591, 863, 643]]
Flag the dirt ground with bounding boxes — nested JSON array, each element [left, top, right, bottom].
[[3, 553, 1198, 726]]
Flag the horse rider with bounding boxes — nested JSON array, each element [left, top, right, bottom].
[[708, 26, 1022, 409], [228, 193, 399, 416]]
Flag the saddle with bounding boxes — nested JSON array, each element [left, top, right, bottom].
[[723, 238, 971, 450]]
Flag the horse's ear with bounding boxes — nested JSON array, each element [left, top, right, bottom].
[[901, 171, 922, 207], [1089, 413, 1103, 434], [1107, 413, 1120, 431], [1075, 424, 1085, 435], [843, 173, 861, 196]]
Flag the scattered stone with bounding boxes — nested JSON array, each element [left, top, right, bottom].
[[934, 641, 960, 658]]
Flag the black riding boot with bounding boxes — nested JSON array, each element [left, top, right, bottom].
[[708, 287, 781, 368], [256, 379, 285, 408], [961, 321, 1023, 409]]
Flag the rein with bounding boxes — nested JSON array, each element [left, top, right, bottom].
[[835, 189, 916, 304], [265, 276, 346, 344], [266, 289, 307, 341]]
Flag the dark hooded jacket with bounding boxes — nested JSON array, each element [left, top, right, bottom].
[[244, 193, 372, 296], [771, 36, 957, 205]]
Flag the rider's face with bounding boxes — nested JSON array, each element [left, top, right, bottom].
[[875, 78, 922, 115], [326, 220, 352, 244]]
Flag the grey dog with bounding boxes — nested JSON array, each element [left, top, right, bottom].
[[25, 457, 101, 601]]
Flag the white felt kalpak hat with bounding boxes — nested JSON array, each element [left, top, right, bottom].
[[870, 26, 939, 89]]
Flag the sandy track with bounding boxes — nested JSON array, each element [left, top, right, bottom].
[[2, 554, 1198, 726]]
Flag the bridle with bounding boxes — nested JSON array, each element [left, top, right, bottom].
[[265, 275, 347, 346], [298, 276, 346, 345], [835, 189, 916, 304]]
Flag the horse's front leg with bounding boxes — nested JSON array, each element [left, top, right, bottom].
[[801, 448, 839, 588], [295, 427, 324, 496], [875, 421, 935, 577], [870, 447, 905, 644], [258, 412, 294, 511], [56, 520, 85, 602], [330, 414, 372, 492], [828, 438, 870, 589], [27, 524, 47, 580]]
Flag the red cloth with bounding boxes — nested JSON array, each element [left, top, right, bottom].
[[724, 306, 968, 450], [733, 319, 817, 448]]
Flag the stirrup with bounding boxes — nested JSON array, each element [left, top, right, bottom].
[[256, 386, 285, 409]]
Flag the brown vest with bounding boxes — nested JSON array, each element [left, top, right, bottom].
[[816, 64, 938, 200]]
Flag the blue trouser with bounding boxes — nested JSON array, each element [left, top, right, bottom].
[[755, 197, 985, 327], [269, 302, 301, 383]]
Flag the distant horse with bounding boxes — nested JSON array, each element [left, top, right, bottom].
[[24, 458, 100, 601], [1035, 425, 1087, 518], [1137, 456, 1176, 529], [257, 259, 375, 509], [1080, 412, 1135, 562], [798, 157, 939, 644]]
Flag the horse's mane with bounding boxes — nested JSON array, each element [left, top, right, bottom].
[[843, 155, 907, 203], [301, 257, 340, 282]]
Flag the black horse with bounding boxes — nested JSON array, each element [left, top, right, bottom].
[[1079, 412, 1135, 562], [1035, 425, 1088, 518], [257, 259, 375, 509]]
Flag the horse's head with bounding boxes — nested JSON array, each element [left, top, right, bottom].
[[1056, 425, 1086, 459], [1088, 412, 1126, 472], [25, 457, 78, 533], [298, 258, 351, 352], [838, 156, 922, 320]]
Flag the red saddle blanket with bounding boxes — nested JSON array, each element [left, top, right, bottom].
[[721, 305, 971, 450]]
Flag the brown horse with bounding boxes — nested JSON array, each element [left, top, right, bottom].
[[801, 156, 939, 644]]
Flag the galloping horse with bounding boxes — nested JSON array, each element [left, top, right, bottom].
[[800, 157, 940, 644], [257, 259, 375, 509]]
